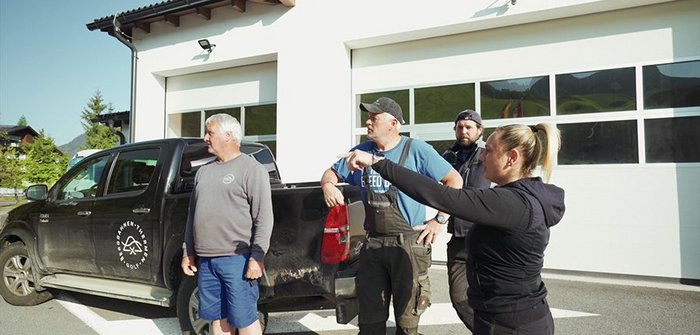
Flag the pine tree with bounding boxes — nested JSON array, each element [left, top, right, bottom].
[[23, 130, 68, 187], [17, 115, 28, 126], [81, 90, 119, 150], [0, 131, 25, 200]]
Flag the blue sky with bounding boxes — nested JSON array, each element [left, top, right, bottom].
[[0, 0, 156, 145]]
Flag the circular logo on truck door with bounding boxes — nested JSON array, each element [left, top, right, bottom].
[[116, 220, 149, 270]]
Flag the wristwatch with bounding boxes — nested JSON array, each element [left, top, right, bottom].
[[435, 214, 448, 224]]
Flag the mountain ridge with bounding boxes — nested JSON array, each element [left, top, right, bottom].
[[58, 133, 86, 158]]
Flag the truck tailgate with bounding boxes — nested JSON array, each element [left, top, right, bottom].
[[261, 183, 363, 303]]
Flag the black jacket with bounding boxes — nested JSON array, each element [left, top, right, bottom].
[[441, 143, 490, 236], [372, 159, 566, 313]]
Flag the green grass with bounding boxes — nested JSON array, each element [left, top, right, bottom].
[[0, 197, 27, 211]]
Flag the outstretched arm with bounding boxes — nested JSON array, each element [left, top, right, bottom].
[[346, 150, 530, 229]]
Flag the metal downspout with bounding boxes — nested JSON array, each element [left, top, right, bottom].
[[111, 15, 136, 144]]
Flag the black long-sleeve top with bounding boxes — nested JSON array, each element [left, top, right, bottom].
[[372, 159, 565, 313]]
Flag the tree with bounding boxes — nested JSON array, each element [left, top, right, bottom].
[[17, 115, 28, 126], [81, 90, 119, 150], [23, 130, 68, 187], [0, 131, 25, 200]]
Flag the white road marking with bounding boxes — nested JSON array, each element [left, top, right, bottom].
[[266, 302, 462, 333], [55, 292, 106, 331], [57, 292, 598, 334], [56, 292, 181, 335], [550, 307, 598, 319]]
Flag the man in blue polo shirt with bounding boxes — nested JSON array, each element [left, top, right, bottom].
[[321, 97, 462, 335]]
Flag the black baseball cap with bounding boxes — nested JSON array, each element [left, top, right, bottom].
[[454, 109, 482, 125], [360, 97, 405, 124]]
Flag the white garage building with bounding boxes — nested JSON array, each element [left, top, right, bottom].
[[88, 0, 700, 282]]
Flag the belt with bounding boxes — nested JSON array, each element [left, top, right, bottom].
[[366, 230, 419, 238]]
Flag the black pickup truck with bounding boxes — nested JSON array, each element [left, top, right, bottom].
[[0, 138, 364, 334]]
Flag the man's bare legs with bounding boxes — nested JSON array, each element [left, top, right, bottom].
[[211, 319, 232, 335], [211, 319, 261, 335]]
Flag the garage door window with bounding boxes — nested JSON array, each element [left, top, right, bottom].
[[415, 83, 475, 124], [556, 67, 636, 115], [357, 61, 697, 164], [205, 107, 241, 122], [358, 90, 409, 127], [643, 60, 700, 109], [168, 104, 277, 156], [480, 76, 550, 120], [645, 116, 700, 163], [558, 120, 639, 164], [245, 104, 276, 135], [168, 112, 199, 138]]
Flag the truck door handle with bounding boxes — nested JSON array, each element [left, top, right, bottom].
[[132, 207, 151, 214], [77, 210, 92, 217]]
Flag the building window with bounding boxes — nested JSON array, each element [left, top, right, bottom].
[[205, 107, 241, 122], [645, 116, 700, 163], [424, 140, 453, 156], [480, 76, 549, 120], [558, 120, 638, 164], [643, 60, 700, 109], [415, 83, 475, 124], [245, 104, 276, 136], [556, 67, 636, 115], [167, 104, 277, 156], [356, 60, 698, 165], [358, 90, 409, 127], [168, 112, 201, 138]]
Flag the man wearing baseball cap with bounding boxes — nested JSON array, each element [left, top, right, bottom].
[[321, 97, 463, 335], [441, 109, 491, 331]]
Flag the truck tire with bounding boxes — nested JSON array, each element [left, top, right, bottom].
[[0, 242, 53, 306], [176, 275, 268, 334]]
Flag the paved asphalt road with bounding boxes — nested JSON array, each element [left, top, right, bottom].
[[1, 266, 699, 335], [1, 203, 699, 334]]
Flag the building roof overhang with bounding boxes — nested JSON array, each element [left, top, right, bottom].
[[91, 111, 130, 128], [86, 0, 294, 40], [0, 125, 40, 138]]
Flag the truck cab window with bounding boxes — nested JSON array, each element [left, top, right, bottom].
[[57, 155, 110, 200], [106, 148, 160, 195]]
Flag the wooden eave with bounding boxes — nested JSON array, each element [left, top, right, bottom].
[[86, 0, 294, 38]]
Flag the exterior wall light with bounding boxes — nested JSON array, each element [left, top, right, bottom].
[[198, 39, 216, 53]]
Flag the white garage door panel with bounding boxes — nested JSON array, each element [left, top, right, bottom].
[[349, 1, 700, 278], [166, 62, 277, 112], [352, 2, 699, 92]]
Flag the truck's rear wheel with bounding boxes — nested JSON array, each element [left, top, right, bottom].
[[0, 242, 53, 306], [177, 275, 268, 334]]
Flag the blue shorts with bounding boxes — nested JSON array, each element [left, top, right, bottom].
[[197, 254, 259, 328]]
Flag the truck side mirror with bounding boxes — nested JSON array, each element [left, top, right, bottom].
[[25, 184, 48, 201]]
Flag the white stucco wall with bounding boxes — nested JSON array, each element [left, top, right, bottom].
[[120, 0, 700, 280]]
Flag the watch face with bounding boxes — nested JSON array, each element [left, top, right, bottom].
[[436, 215, 447, 224]]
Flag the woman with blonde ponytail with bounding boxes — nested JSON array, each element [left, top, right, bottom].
[[345, 123, 566, 335]]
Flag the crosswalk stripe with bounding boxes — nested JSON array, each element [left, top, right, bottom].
[[56, 292, 598, 334], [266, 303, 599, 333], [550, 308, 599, 318]]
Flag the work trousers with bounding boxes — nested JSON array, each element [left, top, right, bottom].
[[446, 235, 474, 331], [357, 232, 432, 335], [473, 299, 554, 335]]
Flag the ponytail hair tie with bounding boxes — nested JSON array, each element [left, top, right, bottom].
[[529, 125, 539, 133]]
